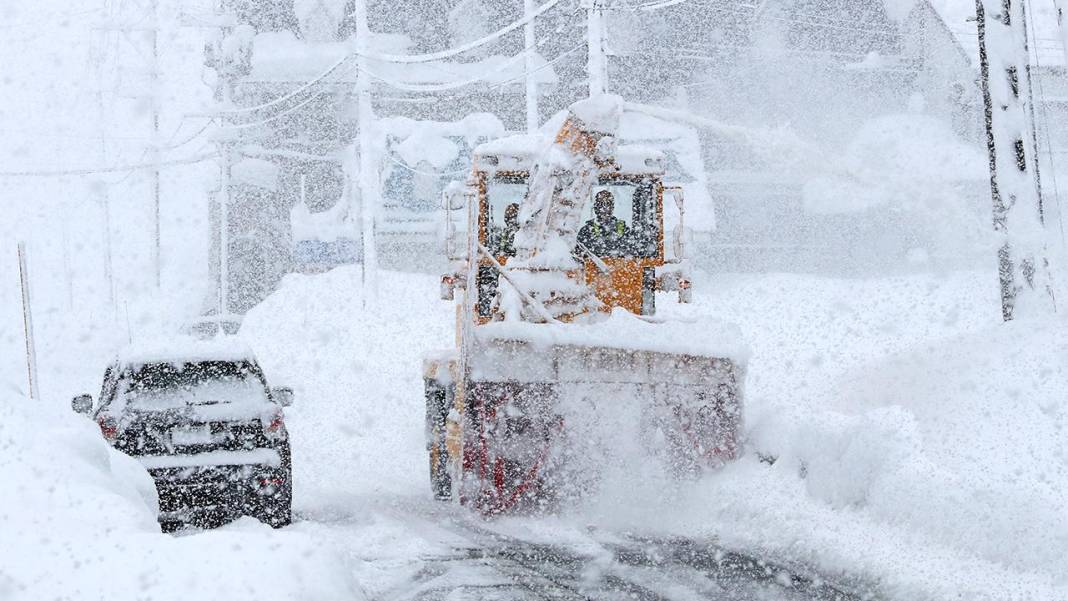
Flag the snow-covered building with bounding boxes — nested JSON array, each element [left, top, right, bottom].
[[621, 0, 995, 274], [208, 0, 1068, 314]]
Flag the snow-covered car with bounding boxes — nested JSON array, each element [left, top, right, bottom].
[[71, 339, 294, 531]]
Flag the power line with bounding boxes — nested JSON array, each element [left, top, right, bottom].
[[0, 7, 105, 30], [221, 89, 329, 130], [0, 153, 217, 178], [361, 0, 563, 64], [382, 152, 471, 177], [159, 117, 216, 150], [218, 54, 354, 116], [357, 42, 549, 93], [1029, 0, 1067, 244]]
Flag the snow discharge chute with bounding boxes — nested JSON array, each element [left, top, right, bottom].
[[424, 95, 747, 514]]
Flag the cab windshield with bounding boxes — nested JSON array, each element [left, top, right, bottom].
[[483, 175, 659, 258]]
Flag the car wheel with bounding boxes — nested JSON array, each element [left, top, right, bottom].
[[256, 487, 292, 528]]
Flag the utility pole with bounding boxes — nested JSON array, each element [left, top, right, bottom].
[[1054, 0, 1068, 69], [524, 0, 539, 132], [17, 243, 40, 402], [95, 0, 163, 289], [585, 0, 607, 98], [149, 0, 162, 289], [218, 140, 233, 319], [975, 0, 1056, 321], [90, 31, 117, 315], [355, 0, 378, 304], [196, 0, 243, 327]]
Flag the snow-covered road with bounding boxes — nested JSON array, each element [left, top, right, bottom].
[[293, 495, 868, 600], [5, 265, 1066, 600]]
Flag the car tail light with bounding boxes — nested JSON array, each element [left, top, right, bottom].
[[264, 410, 286, 440], [97, 416, 118, 441]]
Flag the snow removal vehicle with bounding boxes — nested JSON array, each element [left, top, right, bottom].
[[424, 96, 745, 514]]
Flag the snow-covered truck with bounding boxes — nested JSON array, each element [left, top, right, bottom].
[[423, 97, 746, 514]]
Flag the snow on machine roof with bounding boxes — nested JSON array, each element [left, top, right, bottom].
[[473, 133, 666, 176]]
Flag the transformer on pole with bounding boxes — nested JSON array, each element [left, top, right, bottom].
[[975, 0, 1057, 320]]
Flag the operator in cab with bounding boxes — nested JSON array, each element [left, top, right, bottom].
[[578, 190, 630, 257], [490, 202, 520, 257]]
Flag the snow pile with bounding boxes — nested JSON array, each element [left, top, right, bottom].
[[802, 112, 985, 216], [576, 270, 1068, 600], [0, 399, 360, 600], [291, 196, 356, 243], [240, 268, 455, 510]]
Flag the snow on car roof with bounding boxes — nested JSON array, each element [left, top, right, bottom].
[[115, 336, 259, 368]]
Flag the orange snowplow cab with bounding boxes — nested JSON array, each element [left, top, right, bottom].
[[467, 139, 687, 321]]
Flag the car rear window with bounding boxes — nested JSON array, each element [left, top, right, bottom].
[[120, 361, 269, 410]]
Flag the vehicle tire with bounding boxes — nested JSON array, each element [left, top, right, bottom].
[[256, 483, 292, 528], [160, 520, 183, 534], [426, 378, 452, 500], [430, 445, 452, 500]]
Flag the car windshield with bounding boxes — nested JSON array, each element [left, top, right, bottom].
[[120, 360, 268, 410]]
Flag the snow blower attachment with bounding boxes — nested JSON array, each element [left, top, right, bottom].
[[425, 96, 745, 514]]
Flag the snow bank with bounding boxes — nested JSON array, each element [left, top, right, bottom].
[[577, 270, 1068, 600], [802, 112, 985, 216], [0, 399, 360, 600], [240, 267, 455, 511]]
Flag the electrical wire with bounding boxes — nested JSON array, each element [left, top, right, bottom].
[[361, 0, 562, 64], [1029, 0, 1067, 244], [382, 152, 471, 177], [0, 153, 218, 178], [218, 54, 353, 115], [0, 7, 105, 30], [159, 117, 217, 150], [440, 41, 584, 101], [221, 90, 330, 130], [357, 42, 550, 93]]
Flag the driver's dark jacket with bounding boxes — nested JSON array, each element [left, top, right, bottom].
[[577, 217, 630, 256]]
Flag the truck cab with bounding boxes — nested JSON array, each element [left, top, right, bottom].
[[442, 134, 690, 321]]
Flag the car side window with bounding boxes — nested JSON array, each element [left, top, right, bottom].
[[95, 365, 119, 415]]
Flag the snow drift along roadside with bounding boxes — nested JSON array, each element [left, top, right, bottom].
[[0, 398, 360, 601], [582, 272, 1068, 601]]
